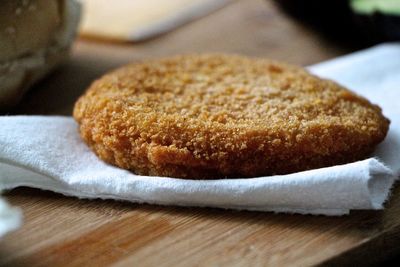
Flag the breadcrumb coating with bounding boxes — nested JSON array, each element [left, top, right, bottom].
[[73, 54, 390, 179]]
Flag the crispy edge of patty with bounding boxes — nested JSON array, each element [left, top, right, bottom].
[[73, 54, 390, 178]]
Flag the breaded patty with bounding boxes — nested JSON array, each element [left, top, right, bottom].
[[73, 54, 390, 179]]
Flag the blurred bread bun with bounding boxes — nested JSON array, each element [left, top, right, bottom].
[[0, 0, 81, 109]]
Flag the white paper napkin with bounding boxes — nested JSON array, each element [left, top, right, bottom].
[[0, 44, 399, 216], [0, 196, 22, 238]]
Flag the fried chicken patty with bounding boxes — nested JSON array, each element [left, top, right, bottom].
[[73, 54, 390, 179]]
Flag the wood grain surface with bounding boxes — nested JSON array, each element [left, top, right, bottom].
[[1, 0, 399, 266]]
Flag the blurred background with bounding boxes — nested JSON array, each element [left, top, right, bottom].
[[6, 0, 400, 115], [78, 0, 400, 45]]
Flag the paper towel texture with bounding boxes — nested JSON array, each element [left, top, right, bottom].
[[0, 44, 399, 216]]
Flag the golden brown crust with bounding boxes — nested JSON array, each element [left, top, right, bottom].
[[73, 54, 390, 179]]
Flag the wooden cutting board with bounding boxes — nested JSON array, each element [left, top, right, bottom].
[[1, 0, 399, 266]]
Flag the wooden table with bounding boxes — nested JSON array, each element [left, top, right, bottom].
[[1, 0, 399, 266]]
